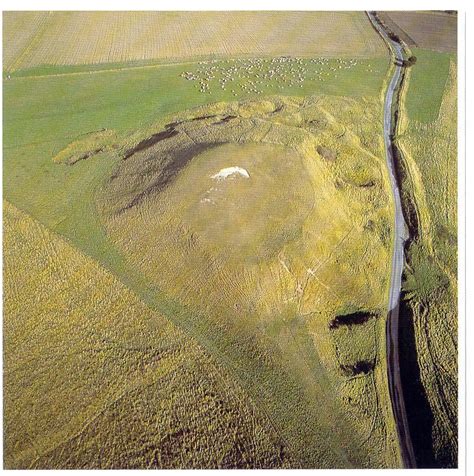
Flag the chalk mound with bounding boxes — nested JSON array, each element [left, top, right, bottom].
[[211, 166, 250, 180]]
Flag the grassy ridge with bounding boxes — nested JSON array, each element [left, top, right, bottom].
[[4, 53, 398, 468], [398, 55, 457, 467]]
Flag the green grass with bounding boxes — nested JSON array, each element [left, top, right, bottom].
[[403, 48, 453, 123], [4, 57, 206, 79], [4, 55, 399, 468], [3, 56, 388, 276], [5, 55, 385, 81], [398, 53, 457, 467]]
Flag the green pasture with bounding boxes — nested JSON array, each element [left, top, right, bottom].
[[404, 48, 453, 123], [3, 55, 395, 468], [3, 55, 388, 268]]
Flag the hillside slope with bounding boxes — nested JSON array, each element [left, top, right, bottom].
[[398, 55, 458, 468], [3, 201, 296, 469]]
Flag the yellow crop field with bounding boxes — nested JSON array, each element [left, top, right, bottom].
[[3, 201, 296, 469], [3, 11, 385, 71], [2, 11, 50, 71]]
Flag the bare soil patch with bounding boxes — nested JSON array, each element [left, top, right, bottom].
[[317, 145, 337, 161], [379, 11, 457, 53]]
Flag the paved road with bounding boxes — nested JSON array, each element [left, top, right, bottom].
[[366, 12, 417, 469]]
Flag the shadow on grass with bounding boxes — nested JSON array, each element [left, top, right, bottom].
[[398, 292, 437, 468]]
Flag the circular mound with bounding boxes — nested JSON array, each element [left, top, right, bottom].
[[99, 97, 388, 323], [162, 142, 313, 263]]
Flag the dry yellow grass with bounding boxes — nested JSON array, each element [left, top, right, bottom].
[[398, 59, 457, 467], [93, 95, 400, 467], [102, 96, 391, 321], [3, 11, 386, 71], [3, 200, 297, 469]]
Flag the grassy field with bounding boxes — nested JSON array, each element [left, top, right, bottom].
[[402, 48, 452, 123], [3, 11, 404, 469], [4, 201, 297, 469], [3, 55, 389, 275], [12, 92, 400, 468], [3, 11, 385, 71], [397, 53, 457, 468]]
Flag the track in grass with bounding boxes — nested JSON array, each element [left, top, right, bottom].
[[4, 11, 407, 469]]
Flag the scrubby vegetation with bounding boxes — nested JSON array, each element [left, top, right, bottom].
[[53, 129, 118, 165], [397, 55, 457, 468]]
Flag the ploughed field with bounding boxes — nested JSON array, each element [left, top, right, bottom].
[[376, 11, 457, 53], [2, 10, 409, 469], [3, 11, 385, 71]]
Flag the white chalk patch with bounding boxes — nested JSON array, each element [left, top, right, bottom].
[[279, 258, 291, 275], [211, 166, 250, 180]]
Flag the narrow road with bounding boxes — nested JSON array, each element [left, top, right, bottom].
[[366, 12, 417, 469]]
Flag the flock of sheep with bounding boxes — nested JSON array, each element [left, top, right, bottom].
[[180, 56, 376, 95]]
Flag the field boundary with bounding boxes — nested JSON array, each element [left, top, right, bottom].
[[4, 198, 301, 468]]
